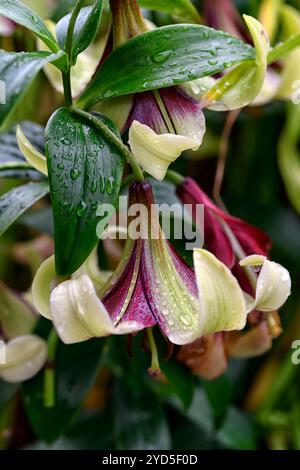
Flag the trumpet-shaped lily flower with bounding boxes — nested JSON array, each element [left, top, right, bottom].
[[0, 282, 47, 383], [176, 177, 271, 272], [92, 0, 206, 181], [127, 88, 205, 181], [33, 181, 248, 346]]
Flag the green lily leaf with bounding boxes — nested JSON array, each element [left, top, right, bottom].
[[0, 121, 45, 180], [114, 379, 171, 450], [45, 108, 124, 276], [0, 50, 65, 128], [0, 181, 49, 236], [138, 0, 201, 23], [22, 321, 104, 443], [77, 24, 255, 108], [56, 1, 104, 65], [0, 0, 59, 52]]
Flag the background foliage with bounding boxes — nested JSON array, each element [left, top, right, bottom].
[[0, 0, 300, 450]]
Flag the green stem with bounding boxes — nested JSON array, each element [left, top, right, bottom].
[[62, 70, 72, 108], [166, 169, 184, 186], [62, 0, 86, 107], [43, 329, 59, 408], [268, 35, 300, 64], [72, 107, 145, 182]]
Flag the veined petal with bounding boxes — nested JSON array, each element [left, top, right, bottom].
[[126, 91, 168, 134], [194, 249, 247, 335], [201, 15, 269, 110], [50, 274, 143, 344], [0, 335, 47, 383], [143, 237, 201, 346], [240, 255, 291, 311], [16, 125, 48, 176], [32, 256, 56, 320], [160, 87, 206, 147], [129, 121, 200, 181]]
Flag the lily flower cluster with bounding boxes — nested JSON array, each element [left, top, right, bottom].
[[30, 179, 291, 373], [12, 0, 292, 382]]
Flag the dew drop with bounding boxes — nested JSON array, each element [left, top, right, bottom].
[[70, 168, 80, 180], [91, 179, 97, 193], [77, 200, 87, 217], [152, 50, 171, 63], [61, 137, 72, 146]]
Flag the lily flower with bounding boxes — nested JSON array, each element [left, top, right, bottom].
[[184, 15, 269, 111], [176, 178, 291, 379], [0, 282, 47, 383], [93, 0, 206, 181], [176, 177, 271, 273], [201, 0, 300, 106], [32, 181, 248, 346]]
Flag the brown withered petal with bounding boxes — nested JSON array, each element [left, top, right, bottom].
[[227, 322, 272, 359], [176, 333, 227, 381]]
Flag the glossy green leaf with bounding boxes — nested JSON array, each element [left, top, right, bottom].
[[56, 1, 104, 65], [45, 108, 124, 276], [78, 24, 255, 107], [0, 0, 59, 52], [0, 121, 45, 180], [0, 50, 65, 128], [138, 0, 201, 23], [0, 182, 49, 236], [22, 324, 104, 443], [114, 379, 171, 450]]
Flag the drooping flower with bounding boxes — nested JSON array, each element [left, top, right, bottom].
[[201, 0, 300, 106], [184, 14, 269, 111], [0, 282, 47, 383], [176, 176, 271, 275], [176, 177, 291, 379], [32, 181, 248, 346], [92, 0, 206, 180]]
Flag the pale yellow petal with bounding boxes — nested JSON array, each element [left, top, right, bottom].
[[32, 256, 56, 320], [0, 335, 47, 383], [193, 249, 247, 336], [240, 255, 291, 311], [129, 120, 201, 181], [50, 274, 142, 344], [16, 125, 48, 176]]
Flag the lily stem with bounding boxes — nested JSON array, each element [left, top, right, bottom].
[[213, 109, 240, 211], [166, 169, 184, 186], [62, 0, 85, 107], [71, 107, 145, 182], [43, 328, 59, 408]]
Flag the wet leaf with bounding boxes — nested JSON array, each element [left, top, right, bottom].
[[45, 108, 124, 275]]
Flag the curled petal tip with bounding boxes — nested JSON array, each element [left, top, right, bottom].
[[240, 255, 291, 311]]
